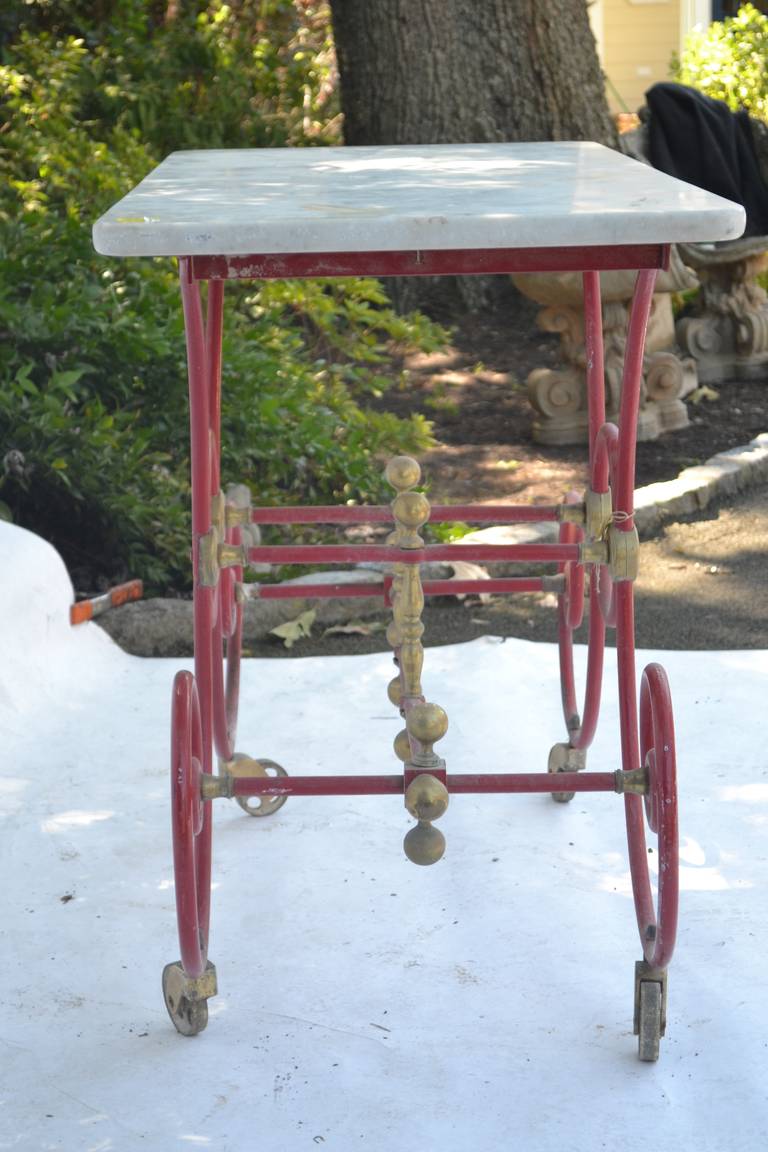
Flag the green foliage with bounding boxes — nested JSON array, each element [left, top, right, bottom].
[[0, 3, 444, 592], [674, 3, 768, 120]]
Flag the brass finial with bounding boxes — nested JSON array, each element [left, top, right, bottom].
[[404, 822, 446, 866], [385, 455, 421, 492], [392, 490, 430, 533], [408, 702, 448, 750]]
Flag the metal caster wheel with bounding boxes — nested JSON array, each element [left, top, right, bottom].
[[637, 980, 662, 1062], [223, 755, 289, 817], [634, 961, 667, 1063], [547, 742, 586, 803], [162, 961, 217, 1037]]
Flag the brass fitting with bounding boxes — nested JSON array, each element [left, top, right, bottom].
[[197, 490, 246, 587], [224, 482, 252, 529], [541, 574, 566, 594], [608, 524, 640, 582], [198, 528, 221, 587], [614, 766, 648, 795], [197, 532, 248, 588], [201, 773, 232, 800], [559, 502, 586, 525], [585, 488, 613, 541], [579, 539, 609, 566]]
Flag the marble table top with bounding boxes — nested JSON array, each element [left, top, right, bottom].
[[92, 142, 746, 258]]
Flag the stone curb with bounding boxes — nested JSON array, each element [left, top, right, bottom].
[[97, 432, 768, 657]]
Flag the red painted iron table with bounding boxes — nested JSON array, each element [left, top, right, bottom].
[[93, 142, 745, 1060]]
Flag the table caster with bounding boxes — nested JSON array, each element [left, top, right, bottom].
[[547, 741, 587, 804], [222, 754, 289, 817], [162, 960, 217, 1037], [636, 975, 663, 1062], [634, 960, 667, 1063]]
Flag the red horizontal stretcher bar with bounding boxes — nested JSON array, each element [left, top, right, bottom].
[[249, 577, 551, 600], [192, 243, 671, 281], [225, 772, 619, 798], [248, 503, 562, 525], [245, 542, 579, 565]]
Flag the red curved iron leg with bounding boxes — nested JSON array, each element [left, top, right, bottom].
[[181, 263, 238, 766], [608, 270, 679, 969], [177, 263, 218, 977], [557, 511, 606, 752], [613, 270, 658, 780], [553, 272, 609, 752], [591, 421, 618, 628]]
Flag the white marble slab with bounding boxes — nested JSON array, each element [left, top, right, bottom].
[[93, 142, 745, 258]]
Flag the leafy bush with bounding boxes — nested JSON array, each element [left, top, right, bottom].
[[0, 3, 443, 592], [674, 3, 768, 120]]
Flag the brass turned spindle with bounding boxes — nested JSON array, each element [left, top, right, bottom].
[[385, 455, 426, 761], [385, 455, 429, 704], [383, 456, 451, 865]]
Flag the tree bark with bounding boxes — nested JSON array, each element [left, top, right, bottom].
[[329, 0, 617, 310]]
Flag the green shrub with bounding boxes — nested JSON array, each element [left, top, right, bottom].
[[674, 3, 768, 119], [0, 5, 444, 592]]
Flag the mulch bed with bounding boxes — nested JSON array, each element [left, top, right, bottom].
[[377, 284, 767, 506]]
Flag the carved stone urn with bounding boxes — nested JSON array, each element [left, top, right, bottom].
[[676, 238, 768, 384], [513, 249, 699, 446]]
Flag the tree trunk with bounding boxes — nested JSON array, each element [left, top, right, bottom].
[[329, 0, 617, 311]]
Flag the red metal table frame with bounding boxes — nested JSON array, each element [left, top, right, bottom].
[[163, 240, 678, 1062]]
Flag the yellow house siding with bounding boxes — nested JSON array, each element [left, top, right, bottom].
[[601, 0, 681, 114]]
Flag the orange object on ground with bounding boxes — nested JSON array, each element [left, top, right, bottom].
[[70, 579, 143, 625]]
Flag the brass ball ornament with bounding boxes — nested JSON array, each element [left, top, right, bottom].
[[385, 455, 421, 491], [408, 702, 449, 747], [404, 822, 446, 866]]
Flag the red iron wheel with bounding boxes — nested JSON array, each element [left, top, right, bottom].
[[626, 662, 679, 971]]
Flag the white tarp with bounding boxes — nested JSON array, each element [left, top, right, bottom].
[[1, 519, 766, 1151]]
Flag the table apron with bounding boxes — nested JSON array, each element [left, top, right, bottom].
[[190, 243, 671, 281]]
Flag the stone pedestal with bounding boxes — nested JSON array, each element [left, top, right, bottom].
[[676, 239, 768, 384], [513, 252, 699, 446]]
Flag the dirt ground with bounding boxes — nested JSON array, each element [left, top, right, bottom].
[[379, 285, 767, 505]]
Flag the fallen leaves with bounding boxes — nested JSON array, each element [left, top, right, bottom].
[[269, 609, 316, 648]]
